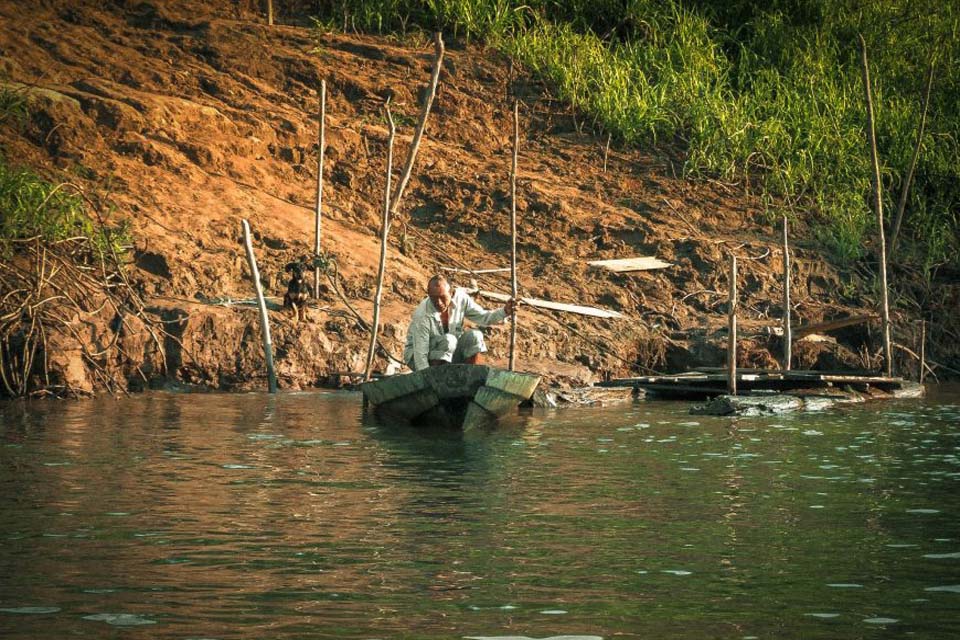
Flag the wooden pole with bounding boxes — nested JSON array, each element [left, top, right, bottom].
[[241, 219, 277, 393], [858, 34, 893, 378], [314, 79, 326, 299], [603, 132, 611, 173], [728, 253, 737, 395], [364, 101, 395, 381], [889, 59, 934, 257], [509, 100, 519, 371], [389, 32, 445, 219], [267, 0, 273, 26], [782, 215, 792, 371], [919, 319, 926, 384]]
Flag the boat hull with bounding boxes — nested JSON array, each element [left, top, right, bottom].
[[361, 364, 541, 429]]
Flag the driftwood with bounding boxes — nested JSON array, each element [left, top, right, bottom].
[[241, 219, 277, 393], [365, 102, 395, 381], [509, 100, 519, 371], [858, 33, 893, 377]]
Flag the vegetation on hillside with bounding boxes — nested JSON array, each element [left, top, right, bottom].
[[0, 86, 128, 259], [307, 0, 958, 276]]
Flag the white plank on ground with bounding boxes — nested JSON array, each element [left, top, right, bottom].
[[588, 256, 672, 272], [475, 289, 624, 319]]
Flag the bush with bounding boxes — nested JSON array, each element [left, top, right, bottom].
[[0, 158, 129, 260]]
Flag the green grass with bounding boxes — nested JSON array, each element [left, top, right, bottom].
[[1, 85, 129, 259], [0, 157, 130, 260], [321, 2, 960, 272]]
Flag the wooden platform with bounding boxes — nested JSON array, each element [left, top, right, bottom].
[[597, 370, 904, 399]]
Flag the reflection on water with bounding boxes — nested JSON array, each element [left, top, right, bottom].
[[1, 386, 959, 639]]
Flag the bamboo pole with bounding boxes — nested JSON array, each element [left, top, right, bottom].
[[919, 319, 926, 384], [728, 254, 737, 395], [509, 100, 519, 371], [267, 0, 273, 26], [782, 215, 792, 371], [858, 34, 893, 378], [603, 132, 611, 173], [389, 32, 445, 219], [889, 60, 934, 257], [241, 219, 277, 393], [314, 79, 326, 299], [364, 102, 396, 381]]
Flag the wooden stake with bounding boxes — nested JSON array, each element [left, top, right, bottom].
[[920, 319, 926, 383], [889, 59, 934, 257], [858, 34, 893, 377], [603, 132, 611, 173], [314, 79, 326, 299], [364, 102, 396, 381], [267, 0, 273, 25], [509, 100, 519, 371], [782, 215, 792, 371], [728, 253, 737, 395], [389, 32, 445, 219], [241, 219, 277, 393]]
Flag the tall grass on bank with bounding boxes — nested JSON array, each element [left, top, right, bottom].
[[1, 86, 129, 259], [310, 0, 957, 273], [0, 160, 99, 258]]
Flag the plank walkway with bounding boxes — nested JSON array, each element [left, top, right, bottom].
[[597, 370, 904, 399]]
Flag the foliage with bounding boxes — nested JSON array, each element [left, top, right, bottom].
[[305, 1, 958, 272], [0, 84, 29, 126], [0, 157, 129, 260]]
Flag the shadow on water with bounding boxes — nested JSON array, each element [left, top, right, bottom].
[[360, 408, 531, 487]]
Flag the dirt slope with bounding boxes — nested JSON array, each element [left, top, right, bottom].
[[0, 0, 887, 394]]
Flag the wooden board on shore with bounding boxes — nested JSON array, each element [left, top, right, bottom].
[[794, 314, 879, 338], [477, 290, 624, 319], [588, 256, 673, 272]]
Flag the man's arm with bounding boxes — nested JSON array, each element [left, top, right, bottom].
[[410, 314, 432, 371], [462, 291, 507, 327]]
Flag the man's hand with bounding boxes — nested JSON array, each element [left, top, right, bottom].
[[504, 298, 519, 316]]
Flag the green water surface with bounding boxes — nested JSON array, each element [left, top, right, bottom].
[[1, 387, 958, 638]]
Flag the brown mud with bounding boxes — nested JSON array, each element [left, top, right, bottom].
[[0, 0, 948, 397]]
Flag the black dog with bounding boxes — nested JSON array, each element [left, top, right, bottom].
[[283, 259, 311, 321]]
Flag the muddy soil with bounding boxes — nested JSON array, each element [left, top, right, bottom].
[[0, 0, 938, 396]]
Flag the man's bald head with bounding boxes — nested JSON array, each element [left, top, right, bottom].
[[427, 274, 452, 312]]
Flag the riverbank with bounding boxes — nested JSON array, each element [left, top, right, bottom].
[[0, 1, 954, 398]]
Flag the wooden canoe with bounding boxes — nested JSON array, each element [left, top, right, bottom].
[[360, 364, 541, 429]]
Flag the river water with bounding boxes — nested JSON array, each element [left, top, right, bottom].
[[1, 386, 959, 639]]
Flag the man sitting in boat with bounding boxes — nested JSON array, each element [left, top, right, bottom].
[[403, 274, 515, 371]]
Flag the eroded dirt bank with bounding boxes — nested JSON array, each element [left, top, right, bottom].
[[0, 0, 949, 397]]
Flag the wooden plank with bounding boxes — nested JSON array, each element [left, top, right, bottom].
[[588, 256, 673, 272], [361, 370, 428, 406], [442, 266, 511, 274], [485, 369, 541, 398], [477, 290, 624, 319], [794, 315, 878, 339], [473, 386, 528, 417]]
